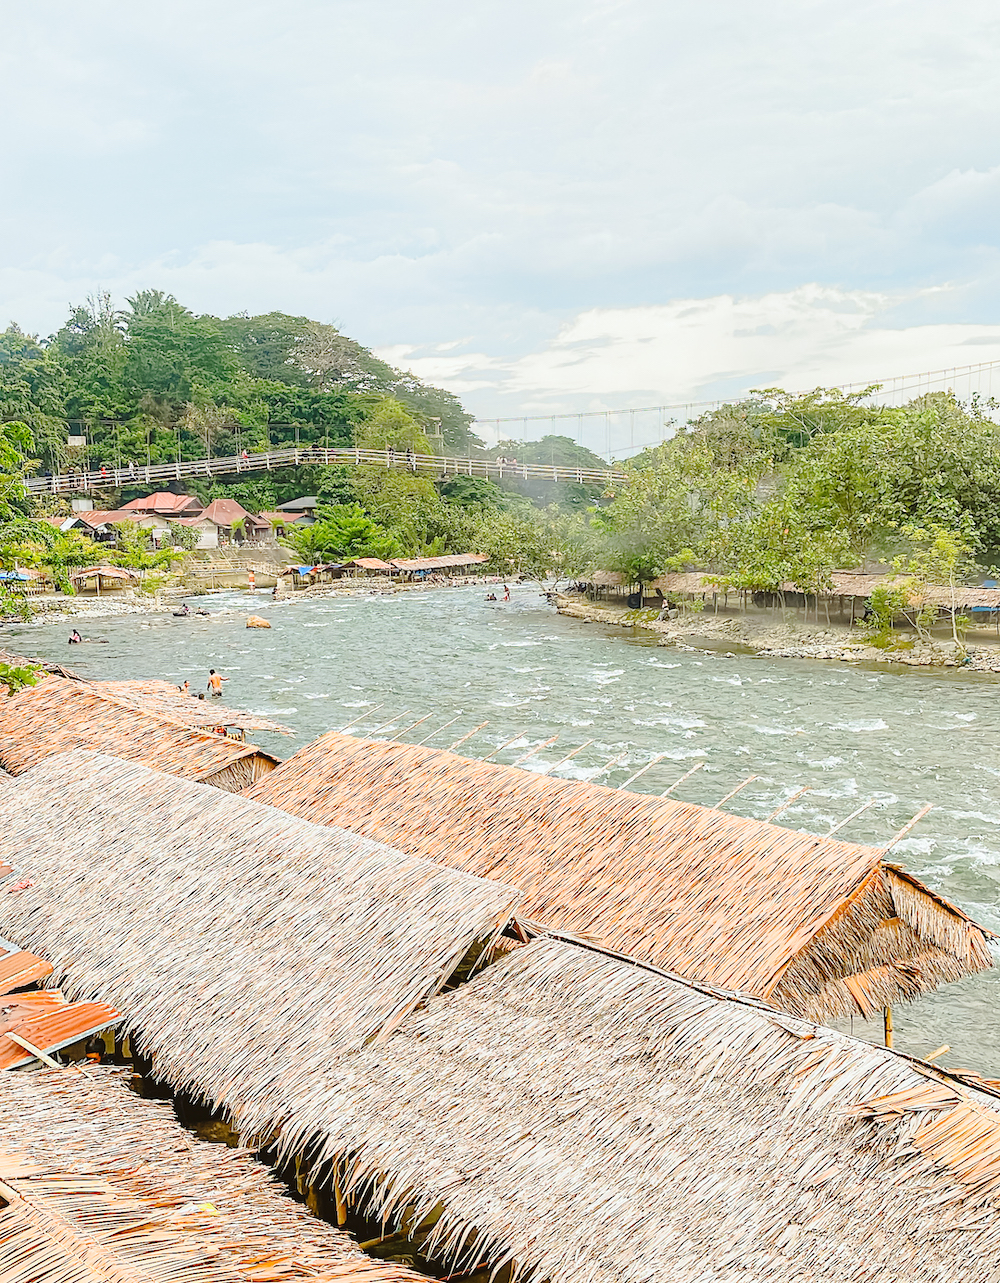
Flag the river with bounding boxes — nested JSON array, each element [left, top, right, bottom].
[[9, 582, 1000, 1073]]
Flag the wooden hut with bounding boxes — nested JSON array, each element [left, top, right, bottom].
[[246, 732, 993, 1022], [67, 564, 138, 594], [272, 934, 1000, 1283], [0, 1067, 419, 1283], [0, 749, 520, 1140], [390, 554, 489, 580], [0, 675, 279, 790]]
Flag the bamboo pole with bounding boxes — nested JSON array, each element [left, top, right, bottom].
[[660, 760, 704, 797], [715, 775, 758, 808], [544, 739, 594, 773], [882, 803, 934, 853], [448, 721, 489, 751], [618, 752, 671, 790], [925, 1044, 950, 1063], [511, 734, 559, 767], [338, 704, 384, 734], [766, 786, 812, 822], [415, 715, 461, 745], [367, 710, 411, 736], [883, 1006, 893, 1048], [397, 712, 435, 737], [827, 797, 877, 836], [481, 732, 527, 763], [593, 752, 628, 779]]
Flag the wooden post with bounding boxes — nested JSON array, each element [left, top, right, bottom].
[[334, 1170, 348, 1226], [884, 1006, 893, 1048]]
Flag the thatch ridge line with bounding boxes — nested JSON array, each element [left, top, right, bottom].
[[246, 731, 991, 1018]]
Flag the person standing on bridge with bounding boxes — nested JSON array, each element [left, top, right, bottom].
[[406, 446, 415, 472]]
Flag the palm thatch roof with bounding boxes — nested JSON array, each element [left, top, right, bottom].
[[245, 733, 992, 1021], [0, 675, 280, 791], [0, 1067, 420, 1283], [273, 934, 1000, 1283], [0, 749, 520, 1134], [93, 678, 293, 734]]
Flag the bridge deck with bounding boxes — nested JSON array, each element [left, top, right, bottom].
[[26, 447, 626, 495]]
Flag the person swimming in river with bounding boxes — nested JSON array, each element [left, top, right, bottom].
[[178, 680, 190, 694], [486, 593, 497, 601], [503, 584, 510, 601], [68, 629, 82, 644], [207, 669, 228, 697]]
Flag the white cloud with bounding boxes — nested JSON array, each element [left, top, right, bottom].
[[4, 0, 1000, 451], [388, 285, 1000, 453]]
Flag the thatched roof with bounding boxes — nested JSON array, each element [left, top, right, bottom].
[[0, 675, 280, 791], [0, 750, 520, 1134], [68, 564, 138, 582], [275, 935, 1000, 1283], [245, 733, 992, 1021], [93, 678, 293, 733], [390, 554, 488, 571], [0, 1067, 420, 1283]]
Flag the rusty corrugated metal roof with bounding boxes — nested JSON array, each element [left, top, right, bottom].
[[0, 951, 53, 994], [0, 1001, 120, 1071]]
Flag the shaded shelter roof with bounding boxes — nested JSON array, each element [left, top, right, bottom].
[[246, 732, 992, 1021], [92, 678, 293, 734], [279, 935, 1000, 1283], [0, 675, 279, 790], [0, 750, 520, 1136], [0, 1067, 421, 1283], [390, 554, 488, 571], [349, 557, 395, 571], [68, 564, 138, 582]]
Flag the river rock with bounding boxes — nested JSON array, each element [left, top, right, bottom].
[[246, 615, 271, 629]]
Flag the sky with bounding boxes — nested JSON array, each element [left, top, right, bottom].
[[4, 0, 1000, 452]]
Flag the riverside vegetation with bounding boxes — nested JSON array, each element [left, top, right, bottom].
[[2, 290, 1000, 655]]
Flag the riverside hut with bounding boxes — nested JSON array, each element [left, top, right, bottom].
[[67, 564, 138, 594], [246, 732, 993, 1022], [0, 1068, 420, 1283], [0, 749, 520, 1140], [0, 675, 279, 790], [271, 934, 1000, 1283]]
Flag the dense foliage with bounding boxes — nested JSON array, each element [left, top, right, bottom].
[[582, 388, 1000, 594], [0, 293, 613, 575], [0, 290, 482, 473]]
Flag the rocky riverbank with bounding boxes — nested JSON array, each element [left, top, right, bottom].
[[554, 592, 1000, 673]]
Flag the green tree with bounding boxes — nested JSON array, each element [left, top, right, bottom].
[[281, 504, 397, 562]]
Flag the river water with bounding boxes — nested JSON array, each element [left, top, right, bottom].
[[9, 584, 1000, 1073]]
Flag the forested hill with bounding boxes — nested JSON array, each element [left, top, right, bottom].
[[0, 290, 482, 471]]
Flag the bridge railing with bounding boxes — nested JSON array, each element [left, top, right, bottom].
[[24, 447, 627, 495]]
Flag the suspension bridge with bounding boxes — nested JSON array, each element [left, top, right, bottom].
[[24, 445, 627, 496], [471, 357, 1000, 458]]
